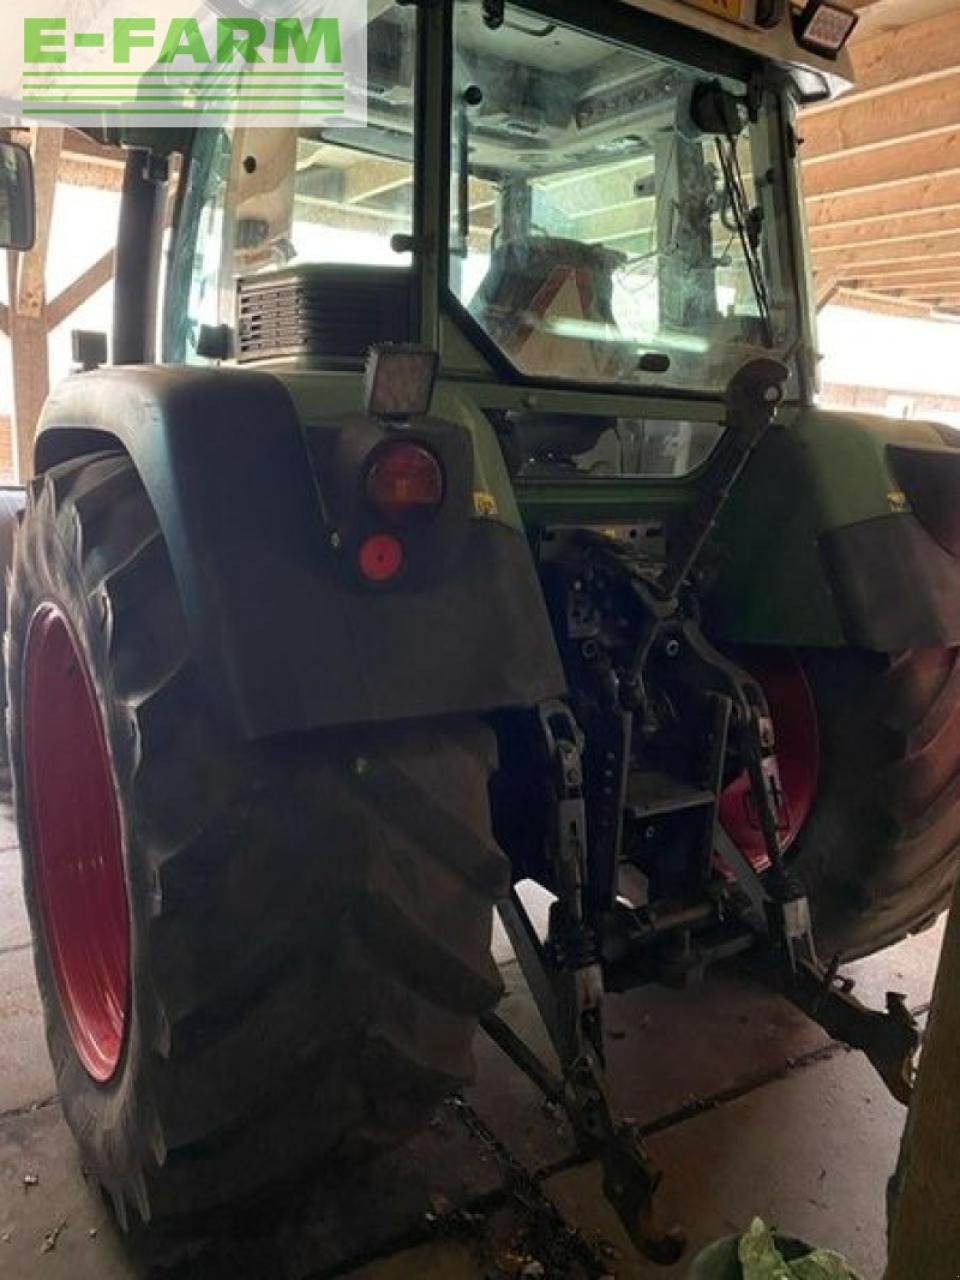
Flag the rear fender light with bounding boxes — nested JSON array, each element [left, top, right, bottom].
[[365, 440, 445, 524], [312, 412, 476, 589]]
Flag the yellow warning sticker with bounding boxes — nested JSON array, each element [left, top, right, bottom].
[[474, 491, 499, 517], [678, 0, 745, 22], [887, 490, 910, 513]]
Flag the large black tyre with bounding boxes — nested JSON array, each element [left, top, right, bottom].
[[786, 648, 960, 959], [0, 486, 24, 797], [8, 453, 508, 1225]]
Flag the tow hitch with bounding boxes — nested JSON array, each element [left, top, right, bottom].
[[483, 702, 685, 1266], [480, 359, 919, 1260], [718, 827, 921, 1105], [484, 803, 918, 1272]]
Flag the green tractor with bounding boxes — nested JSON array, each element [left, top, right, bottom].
[[3, 0, 958, 1260]]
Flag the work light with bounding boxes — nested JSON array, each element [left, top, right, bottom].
[[793, 0, 859, 56], [364, 345, 439, 420]]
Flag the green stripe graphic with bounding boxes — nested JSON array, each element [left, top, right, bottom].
[[24, 95, 345, 101], [25, 82, 345, 87], [25, 107, 346, 115], [22, 70, 345, 77], [21, 61, 352, 117]]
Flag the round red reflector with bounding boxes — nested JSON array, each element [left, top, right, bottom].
[[359, 533, 405, 582], [366, 442, 443, 523]]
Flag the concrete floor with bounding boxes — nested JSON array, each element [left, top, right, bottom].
[[0, 813, 944, 1279]]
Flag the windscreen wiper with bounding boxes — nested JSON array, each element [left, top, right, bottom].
[[714, 134, 774, 348]]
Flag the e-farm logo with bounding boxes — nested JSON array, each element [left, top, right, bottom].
[[9, 2, 366, 127]]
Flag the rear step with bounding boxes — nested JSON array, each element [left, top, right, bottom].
[[626, 770, 715, 818]]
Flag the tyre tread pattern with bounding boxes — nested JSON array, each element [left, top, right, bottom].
[[7, 453, 507, 1223], [789, 647, 960, 957]]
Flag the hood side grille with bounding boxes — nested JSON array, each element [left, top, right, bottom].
[[237, 267, 413, 363]]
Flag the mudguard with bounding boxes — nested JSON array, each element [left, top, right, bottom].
[[35, 366, 565, 739], [707, 407, 960, 652]]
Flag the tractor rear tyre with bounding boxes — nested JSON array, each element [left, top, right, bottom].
[[789, 648, 960, 959], [731, 648, 960, 960], [0, 486, 24, 798], [8, 453, 507, 1225]]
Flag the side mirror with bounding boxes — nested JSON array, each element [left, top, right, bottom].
[[0, 142, 36, 252]]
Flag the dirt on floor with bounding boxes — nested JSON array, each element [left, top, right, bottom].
[[0, 820, 944, 1279]]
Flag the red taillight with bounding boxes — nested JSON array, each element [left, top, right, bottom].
[[366, 442, 444, 523], [358, 533, 405, 583]]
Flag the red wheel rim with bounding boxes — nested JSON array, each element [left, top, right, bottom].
[[718, 649, 820, 874], [23, 603, 130, 1083]]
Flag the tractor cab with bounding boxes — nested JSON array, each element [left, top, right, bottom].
[[144, 0, 860, 584], [165, 0, 846, 428]]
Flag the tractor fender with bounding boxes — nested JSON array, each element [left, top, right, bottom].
[[707, 408, 960, 651], [35, 365, 565, 739]]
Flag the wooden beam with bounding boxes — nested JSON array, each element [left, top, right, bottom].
[[816, 276, 840, 311], [802, 132, 960, 200], [59, 128, 125, 189], [813, 231, 960, 268], [900, 297, 960, 311], [806, 7, 960, 107], [884, 280, 960, 298], [46, 251, 115, 332], [332, 156, 495, 213], [831, 288, 938, 318], [569, 199, 656, 244], [886, 874, 960, 1280], [286, 192, 405, 231], [6, 127, 62, 483], [807, 206, 960, 248], [890, 296, 960, 309], [807, 172, 960, 225], [288, 191, 488, 252], [850, 0, 960, 33], [848, 270, 960, 292], [17, 127, 63, 321], [6, 252, 48, 484], [848, 0, 956, 13], [57, 156, 125, 193], [61, 129, 125, 165], [343, 157, 411, 204], [830, 255, 960, 282], [801, 72, 960, 162], [816, 254, 960, 278], [0, 303, 7, 337]]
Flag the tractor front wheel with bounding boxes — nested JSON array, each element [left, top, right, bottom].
[[8, 453, 507, 1225]]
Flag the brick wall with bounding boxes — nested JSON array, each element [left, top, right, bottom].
[[0, 416, 13, 483], [821, 383, 960, 425]]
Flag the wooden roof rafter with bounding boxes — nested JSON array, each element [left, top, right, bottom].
[[800, 0, 960, 318]]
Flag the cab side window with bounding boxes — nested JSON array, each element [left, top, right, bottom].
[[165, 3, 417, 365], [166, 130, 231, 365]]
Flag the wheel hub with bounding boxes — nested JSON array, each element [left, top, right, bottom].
[[23, 603, 130, 1083]]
